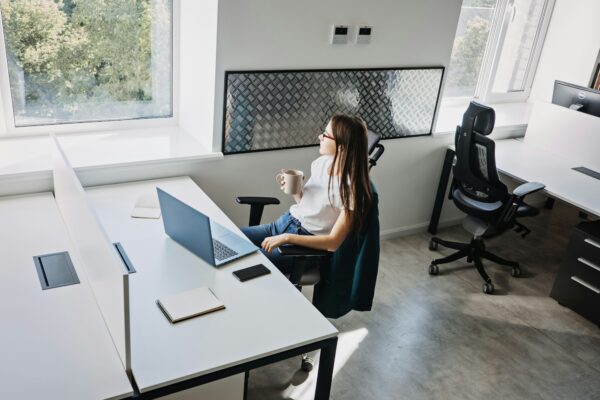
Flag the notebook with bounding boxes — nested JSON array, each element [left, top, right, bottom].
[[157, 287, 225, 323]]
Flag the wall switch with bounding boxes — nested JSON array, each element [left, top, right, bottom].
[[356, 26, 372, 44], [331, 25, 349, 44]]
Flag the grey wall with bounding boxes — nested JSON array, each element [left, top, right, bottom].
[[191, 0, 465, 236]]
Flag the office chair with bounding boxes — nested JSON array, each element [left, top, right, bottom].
[[236, 131, 383, 371], [429, 102, 545, 294]]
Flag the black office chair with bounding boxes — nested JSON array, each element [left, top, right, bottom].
[[236, 131, 384, 371], [428, 102, 545, 294]]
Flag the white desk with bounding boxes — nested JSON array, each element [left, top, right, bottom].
[[494, 139, 600, 217], [85, 177, 338, 399], [0, 193, 133, 400]]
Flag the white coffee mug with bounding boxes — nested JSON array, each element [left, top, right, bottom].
[[276, 169, 304, 195]]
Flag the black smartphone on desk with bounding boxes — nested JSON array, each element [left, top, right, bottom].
[[233, 264, 271, 282]]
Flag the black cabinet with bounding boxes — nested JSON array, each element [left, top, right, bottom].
[[550, 221, 600, 326]]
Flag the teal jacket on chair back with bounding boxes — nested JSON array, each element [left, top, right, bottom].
[[312, 184, 380, 319]]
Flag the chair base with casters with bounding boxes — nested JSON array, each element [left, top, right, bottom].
[[428, 216, 522, 294]]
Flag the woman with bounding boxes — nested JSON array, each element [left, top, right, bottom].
[[241, 113, 373, 274]]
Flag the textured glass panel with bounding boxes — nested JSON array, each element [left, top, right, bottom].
[[0, 0, 172, 127], [223, 68, 443, 154]]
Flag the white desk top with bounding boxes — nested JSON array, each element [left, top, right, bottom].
[[85, 177, 337, 393], [494, 139, 600, 217], [0, 193, 132, 400]]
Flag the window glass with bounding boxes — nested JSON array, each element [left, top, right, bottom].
[[491, 0, 546, 93], [0, 0, 172, 127], [444, 0, 499, 98]]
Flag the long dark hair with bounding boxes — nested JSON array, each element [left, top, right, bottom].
[[328, 113, 373, 234]]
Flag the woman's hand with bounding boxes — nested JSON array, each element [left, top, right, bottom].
[[261, 233, 290, 253], [277, 171, 286, 192], [278, 170, 304, 203]]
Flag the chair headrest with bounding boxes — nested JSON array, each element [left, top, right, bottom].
[[463, 101, 495, 136], [367, 130, 380, 154]]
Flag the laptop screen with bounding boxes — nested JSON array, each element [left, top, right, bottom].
[[156, 188, 216, 265]]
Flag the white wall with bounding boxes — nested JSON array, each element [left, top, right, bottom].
[[192, 0, 465, 235], [179, 0, 219, 150], [530, 0, 600, 102]]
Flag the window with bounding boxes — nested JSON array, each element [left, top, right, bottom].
[[444, 0, 554, 103], [0, 0, 173, 129]]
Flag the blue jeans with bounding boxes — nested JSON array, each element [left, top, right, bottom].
[[241, 212, 312, 274]]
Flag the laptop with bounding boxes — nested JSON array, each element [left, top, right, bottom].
[[156, 188, 258, 266]]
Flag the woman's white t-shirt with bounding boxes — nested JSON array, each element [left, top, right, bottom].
[[289, 155, 343, 235]]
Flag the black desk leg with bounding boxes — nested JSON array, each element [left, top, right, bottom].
[[314, 337, 338, 400], [428, 148, 455, 235], [544, 197, 555, 209]]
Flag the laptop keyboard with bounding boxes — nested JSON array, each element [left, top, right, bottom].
[[212, 239, 238, 261]]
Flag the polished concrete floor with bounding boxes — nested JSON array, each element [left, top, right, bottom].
[[247, 203, 600, 400]]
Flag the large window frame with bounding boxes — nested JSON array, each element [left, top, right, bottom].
[[443, 0, 555, 106], [0, 0, 180, 136]]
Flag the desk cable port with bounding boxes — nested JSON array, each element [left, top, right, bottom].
[[33, 251, 80, 290], [572, 166, 600, 181]]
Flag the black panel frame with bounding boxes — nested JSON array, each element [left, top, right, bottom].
[[222, 66, 445, 155]]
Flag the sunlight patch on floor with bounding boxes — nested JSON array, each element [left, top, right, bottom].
[[282, 327, 369, 400]]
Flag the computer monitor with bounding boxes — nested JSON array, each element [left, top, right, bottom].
[[552, 80, 600, 117]]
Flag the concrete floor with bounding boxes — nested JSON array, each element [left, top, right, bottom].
[[247, 202, 600, 400]]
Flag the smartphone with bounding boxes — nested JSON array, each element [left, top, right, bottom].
[[233, 264, 271, 282]]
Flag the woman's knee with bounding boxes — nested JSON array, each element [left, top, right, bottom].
[[241, 224, 270, 246]]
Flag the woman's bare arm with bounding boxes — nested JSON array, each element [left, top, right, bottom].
[[293, 192, 303, 204]]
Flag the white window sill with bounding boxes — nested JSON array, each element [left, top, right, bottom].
[[0, 127, 222, 180], [434, 101, 533, 136]]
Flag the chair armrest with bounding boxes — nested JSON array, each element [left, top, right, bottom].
[[236, 197, 280, 226], [277, 244, 331, 257], [512, 182, 545, 198], [236, 196, 280, 206]]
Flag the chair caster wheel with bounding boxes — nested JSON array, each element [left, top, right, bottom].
[[301, 355, 314, 372], [428, 263, 439, 275], [429, 239, 438, 251], [511, 267, 521, 277], [483, 282, 494, 294]]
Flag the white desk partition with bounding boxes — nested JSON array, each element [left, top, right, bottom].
[[525, 102, 600, 170], [51, 136, 130, 372]]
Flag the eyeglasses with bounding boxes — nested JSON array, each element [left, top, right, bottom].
[[320, 132, 335, 141]]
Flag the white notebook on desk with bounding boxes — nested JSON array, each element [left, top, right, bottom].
[[131, 193, 161, 219], [157, 287, 225, 323]]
